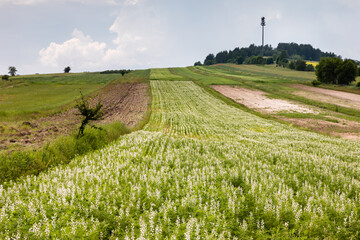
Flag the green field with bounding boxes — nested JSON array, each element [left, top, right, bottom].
[[2, 66, 360, 238], [0, 72, 124, 120]]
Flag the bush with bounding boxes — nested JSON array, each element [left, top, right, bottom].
[[316, 57, 356, 85], [356, 81, 360, 87], [288, 61, 296, 70], [306, 64, 315, 72], [312, 80, 321, 87], [1, 75, 9, 80], [295, 60, 307, 71], [244, 56, 265, 64], [336, 60, 358, 85], [266, 57, 274, 64]]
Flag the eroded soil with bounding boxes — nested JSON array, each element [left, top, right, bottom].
[[212, 85, 360, 141], [0, 82, 149, 151], [212, 85, 316, 113], [292, 84, 360, 110]]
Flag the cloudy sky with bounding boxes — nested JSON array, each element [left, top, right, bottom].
[[0, 0, 359, 74]]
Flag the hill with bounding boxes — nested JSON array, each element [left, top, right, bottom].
[[198, 42, 339, 66]]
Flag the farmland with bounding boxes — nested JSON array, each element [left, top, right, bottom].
[[1, 66, 360, 238], [0, 70, 150, 152]]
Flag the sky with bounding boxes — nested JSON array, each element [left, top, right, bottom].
[[0, 0, 359, 75]]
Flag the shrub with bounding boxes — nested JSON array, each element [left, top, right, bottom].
[[266, 57, 274, 64], [336, 59, 358, 85], [295, 60, 307, 71], [306, 64, 315, 72], [75, 92, 103, 137], [356, 81, 360, 87], [312, 80, 321, 87], [316, 57, 342, 84], [1, 75, 9, 80], [316, 58, 357, 85]]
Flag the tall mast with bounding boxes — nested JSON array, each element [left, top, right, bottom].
[[261, 17, 266, 57]]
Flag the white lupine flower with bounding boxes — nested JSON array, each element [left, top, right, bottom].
[[1, 80, 360, 238]]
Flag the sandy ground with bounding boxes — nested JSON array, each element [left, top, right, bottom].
[[292, 84, 360, 109], [212, 85, 316, 113], [0, 82, 149, 151], [212, 85, 360, 141]]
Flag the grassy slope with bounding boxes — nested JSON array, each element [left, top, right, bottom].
[[0, 72, 124, 120], [192, 65, 360, 123], [1, 69, 360, 238], [0, 70, 151, 184]]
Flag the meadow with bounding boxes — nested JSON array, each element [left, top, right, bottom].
[[1, 67, 360, 238], [0, 72, 123, 120]]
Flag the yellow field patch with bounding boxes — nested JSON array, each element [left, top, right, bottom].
[[306, 61, 319, 67]]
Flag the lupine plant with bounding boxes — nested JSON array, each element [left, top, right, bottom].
[[1, 74, 360, 239]]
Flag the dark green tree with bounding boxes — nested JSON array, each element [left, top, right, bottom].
[[336, 59, 357, 85], [204, 54, 215, 65], [194, 61, 202, 66], [288, 61, 295, 70], [306, 64, 315, 72], [276, 50, 288, 64], [265, 57, 274, 64], [236, 56, 244, 64], [316, 57, 342, 84], [295, 60, 307, 71], [8, 66, 17, 76], [64, 66, 71, 73], [75, 92, 103, 137]]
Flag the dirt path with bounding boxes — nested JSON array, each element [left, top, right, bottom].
[[292, 84, 360, 109], [0, 82, 149, 151], [212, 85, 316, 113]]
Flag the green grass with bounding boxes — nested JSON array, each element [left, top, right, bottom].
[[2, 78, 360, 238], [171, 67, 242, 85], [213, 64, 316, 82], [0, 72, 125, 120], [150, 68, 188, 81], [0, 69, 151, 184], [0, 122, 130, 186], [185, 65, 360, 123], [276, 112, 340, 123]]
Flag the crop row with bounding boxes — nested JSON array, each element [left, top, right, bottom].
[[1, 80, 360, 238]]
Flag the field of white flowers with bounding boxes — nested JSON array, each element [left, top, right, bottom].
[[1, 78, 360, 238]]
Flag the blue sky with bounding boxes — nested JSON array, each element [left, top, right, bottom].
[[0, 0, 359, 74]]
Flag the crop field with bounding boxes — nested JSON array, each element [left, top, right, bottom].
[[0, 72, 123, 120], [2, 67, 360, 238]]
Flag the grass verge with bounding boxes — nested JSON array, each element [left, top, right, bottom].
[[0, 122, 131, 187]]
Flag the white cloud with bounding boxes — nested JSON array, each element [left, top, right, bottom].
[[39, 29, 106, 69], [38, 4, 167, 71], [124, 0, 139, 6], [266, 10, 281, 21]]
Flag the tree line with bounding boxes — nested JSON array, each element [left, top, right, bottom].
[[315, 58, 358, 86], [196, 43, 339, 66]]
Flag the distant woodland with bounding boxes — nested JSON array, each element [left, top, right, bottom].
[[196, 43, 340, 66]]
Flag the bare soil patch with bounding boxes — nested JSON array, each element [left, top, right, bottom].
[[0, 82, 149, 151], [212, 85, 360, 141], [292, 84, 360, 109], [283, 117, 360, 141], [212, 85, 316, 113]]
